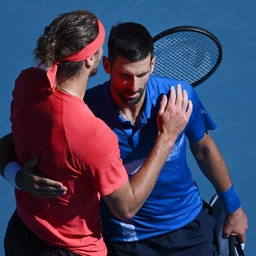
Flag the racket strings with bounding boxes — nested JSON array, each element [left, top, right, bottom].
[[153, 31, 221, 86]]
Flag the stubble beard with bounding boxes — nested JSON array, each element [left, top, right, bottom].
[[119, 88, 145, 106], [89, 66, 98, 77]]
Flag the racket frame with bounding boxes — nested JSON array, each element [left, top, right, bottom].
[[152, 25, 223, 87]]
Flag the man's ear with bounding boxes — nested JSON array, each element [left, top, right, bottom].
[[103, 56, 111, 74], [151, 56, 156, 73], [84, 57, 93, 69]]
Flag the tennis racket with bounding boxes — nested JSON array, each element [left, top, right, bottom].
[[229, 236, 245, 256], [152, 25, 223, 87]]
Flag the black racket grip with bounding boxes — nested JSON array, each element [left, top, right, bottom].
[[229, 236, 236, 256], [228, 235, 245, 256]]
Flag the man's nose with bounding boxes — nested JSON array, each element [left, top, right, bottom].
[[128, 76, 139, 90]]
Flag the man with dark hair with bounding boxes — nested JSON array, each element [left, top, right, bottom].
[[84, 22, 247, 255]]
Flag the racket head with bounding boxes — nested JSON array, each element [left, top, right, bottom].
[[152, 25, 223, 87]]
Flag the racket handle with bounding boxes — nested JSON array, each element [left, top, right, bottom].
[[228, 235, 245, 256], [229, 236, 236, 256]]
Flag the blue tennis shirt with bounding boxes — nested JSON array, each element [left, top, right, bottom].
[[84, 75, 217, 242]]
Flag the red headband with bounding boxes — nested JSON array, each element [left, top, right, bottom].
[[44, 19, 105, 90]]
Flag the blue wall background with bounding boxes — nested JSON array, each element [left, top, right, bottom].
[[0, 0, 255, 255]]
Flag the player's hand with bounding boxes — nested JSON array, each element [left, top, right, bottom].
[[222, 207, 248, 243], [157, 84, 192, 141], [16, 157, 67, 198]]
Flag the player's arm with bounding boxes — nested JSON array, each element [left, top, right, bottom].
[[0, 133, 67, 197], [0, 133, 17, 177], [189, 133, 248, 243], [103, 85, 193, 220]]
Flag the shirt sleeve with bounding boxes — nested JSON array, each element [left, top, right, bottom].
[[185, 86, 217, 142], [82, 132, 128, 196]]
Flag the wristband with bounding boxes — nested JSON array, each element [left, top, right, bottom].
[[217, 185, 241, 214], [4, 162, 22, 190]]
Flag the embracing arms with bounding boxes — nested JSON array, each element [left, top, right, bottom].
[[1, 85, 192, 220], [0, 133, 67, 197]]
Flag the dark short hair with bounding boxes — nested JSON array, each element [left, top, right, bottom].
[[108, 22, 154, 64]]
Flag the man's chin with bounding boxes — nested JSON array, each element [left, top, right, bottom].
[[123, 97, 141, 106], [121, 92, 144, 106]]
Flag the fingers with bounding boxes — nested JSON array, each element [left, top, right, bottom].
[[31, 182, 67, 197], [167, 85, 179, 108], [18, 156, 68, 198], [186, 98, 193, 118], [237, 234, 246, 244], [169, 85, 176, 106], [168, 84, 192, 116], [36, 188, 67, 198], [158, 95, 167, 116], [181, 89, 188, 112], [175, 84, 182, 106], [35, 175, 65, 188], [222, 231, 246, 243], [222, 208, 248, 244], [32, 176, 68, 196], [180, 88, 193, 118], [39, 185, 67, 196], [38, 179, 68, 193]]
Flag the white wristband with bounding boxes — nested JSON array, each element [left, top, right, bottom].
[[4, 162, 22, 189]]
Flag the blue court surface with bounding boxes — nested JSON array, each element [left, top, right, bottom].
[[0, 0, 255, 255]]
